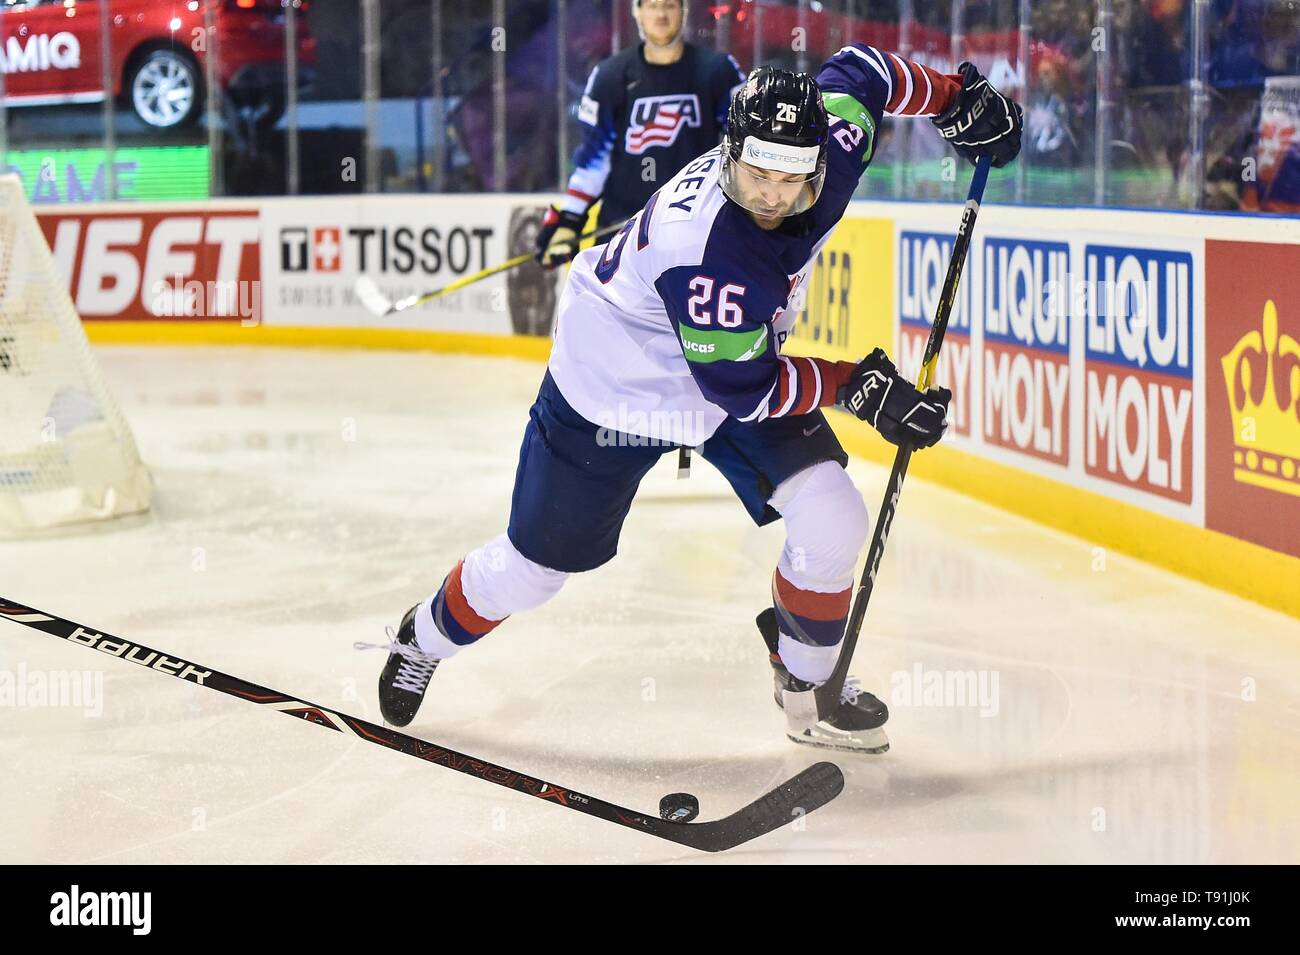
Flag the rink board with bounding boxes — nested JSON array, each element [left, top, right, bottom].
[[32, 194, 1300, 618], [784, 201, 1300, 618]]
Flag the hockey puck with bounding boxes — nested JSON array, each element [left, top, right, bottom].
[[658, 792, 700, 823]]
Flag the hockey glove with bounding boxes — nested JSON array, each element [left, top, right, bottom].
[[534, 207, 587, 269], [932, 62, 1023, 169], [838, 348, 952, 450]]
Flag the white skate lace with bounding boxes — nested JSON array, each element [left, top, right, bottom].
[[840, 677, 862, 706], [353, 626, 440, 694]]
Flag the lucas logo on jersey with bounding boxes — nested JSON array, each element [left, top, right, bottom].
[[625, 94, 702, 155]]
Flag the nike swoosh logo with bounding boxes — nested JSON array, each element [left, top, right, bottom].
[[735, 325, 768, 362], [803, 424, 823, 437]]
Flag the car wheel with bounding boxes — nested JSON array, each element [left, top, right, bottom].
[[129, 50, 201, 129]]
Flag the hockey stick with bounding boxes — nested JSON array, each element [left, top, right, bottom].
[[0, 598, 843, 853], [354, 220, 627, 318], [797, 157, 992, 726]]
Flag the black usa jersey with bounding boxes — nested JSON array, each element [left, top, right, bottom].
[[560, 42, 745, 228]]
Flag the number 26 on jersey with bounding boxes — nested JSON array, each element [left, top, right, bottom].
[[687, 276, 746, 327]]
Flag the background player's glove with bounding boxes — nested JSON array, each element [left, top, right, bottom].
[[534, 207, 587, 269], [838, 348, 952, 449], [931, 62, 1023, 169]]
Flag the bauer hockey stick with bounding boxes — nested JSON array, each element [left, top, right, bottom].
[[798, 156, 992, 726], [354, 220, 627, 318], [0, 598, 844, 853]]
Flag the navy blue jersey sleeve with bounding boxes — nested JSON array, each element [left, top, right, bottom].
[[656, 265, 848, 422], [562, 62, 622, 215], [816, 45, 960, 192], [819, 44, 959, 122], [816, 45, 890, 174], [656, 264, 777, 422]]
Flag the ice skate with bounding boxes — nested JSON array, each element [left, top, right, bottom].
[[757, 608, 890, 754], [358, 604, 442, 727]]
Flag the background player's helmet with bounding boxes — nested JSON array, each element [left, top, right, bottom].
[[721, 67, 829, 219]]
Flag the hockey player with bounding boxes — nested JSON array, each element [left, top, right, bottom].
[[368, 46, 1022, 753], [534, 0, 745, 267]]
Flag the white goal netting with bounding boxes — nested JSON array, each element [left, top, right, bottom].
[[0, 174, 151, 536]]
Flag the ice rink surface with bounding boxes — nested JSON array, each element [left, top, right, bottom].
[[2, 346, 1298, 864]]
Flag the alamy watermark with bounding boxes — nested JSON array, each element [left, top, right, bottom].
[[889, 664, 1000, 718], [0, 664, 103, 716], [50, 885, 151, 935], [1040, 273, 1156, 327], [593, 403, 710, 448], [149, 275, 261, 325]]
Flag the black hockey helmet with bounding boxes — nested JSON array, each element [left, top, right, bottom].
[[721, 66, 829, 219]]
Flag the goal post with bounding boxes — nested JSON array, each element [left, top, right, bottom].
[[0, 174, 152, 536]]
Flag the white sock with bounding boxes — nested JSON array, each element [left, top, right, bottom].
[[413, 597, 464, 659], [777, 631, 839, 684]]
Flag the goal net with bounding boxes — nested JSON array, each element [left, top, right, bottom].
[[0, 174, 151, 536]]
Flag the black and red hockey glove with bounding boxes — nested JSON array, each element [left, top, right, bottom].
[[838, 348, 952, 450], [932, 62, 1023, 169]]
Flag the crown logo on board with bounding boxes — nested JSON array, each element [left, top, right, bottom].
[[1221, 300, 1300, 497]]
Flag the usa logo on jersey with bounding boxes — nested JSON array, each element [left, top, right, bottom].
[[625, 94, 702, 155]]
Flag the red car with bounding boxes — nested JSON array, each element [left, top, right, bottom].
[[0, 0, 316, 129]]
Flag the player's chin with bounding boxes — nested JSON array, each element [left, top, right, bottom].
[[750, 209, 786, 230]]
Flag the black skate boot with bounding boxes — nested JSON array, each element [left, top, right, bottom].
[[756, 608, 890, 754], [365, 604, 442, 727]]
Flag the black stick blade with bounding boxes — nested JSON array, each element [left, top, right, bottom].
[[645, 761, 845, 852]]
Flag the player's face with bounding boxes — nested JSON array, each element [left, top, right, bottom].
[[636, 0, 684, 47], [733, 160, 814, 228]]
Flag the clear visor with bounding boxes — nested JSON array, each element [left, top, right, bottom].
[[721, 154, 826, 219]]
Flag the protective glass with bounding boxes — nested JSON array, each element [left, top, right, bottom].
[[720, 153, 827, 218]]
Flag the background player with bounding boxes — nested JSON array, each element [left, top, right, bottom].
[[371, 46, 1022, 754], [534, 0, 745, 267]]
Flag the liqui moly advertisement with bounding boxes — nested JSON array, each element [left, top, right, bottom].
[[1082, 244, 1197, 507], [893, 215, 1204, 525], [897, 230, 974, 438], [982, 237, 1071, 468]]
